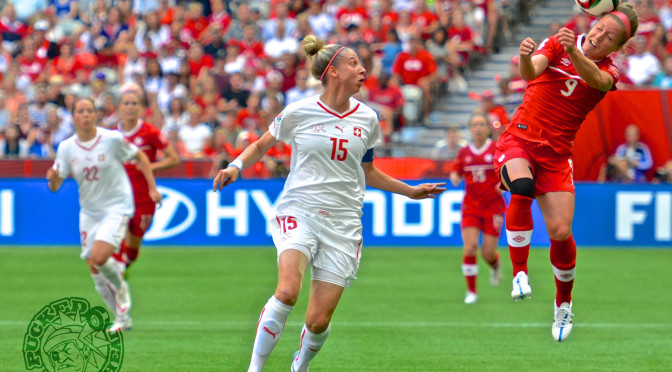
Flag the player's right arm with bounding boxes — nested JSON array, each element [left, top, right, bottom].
[[519, 37, 549, 81], [213, 131, 278, 191], [46, 164, 64, 192]]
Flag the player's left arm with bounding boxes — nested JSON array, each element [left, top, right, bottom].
[[361, 153, 446, 199], [152, 143, 180, 172], [135, 151, 163, 205], [557, 27, 614, 92]]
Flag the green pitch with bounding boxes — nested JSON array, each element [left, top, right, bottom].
[[1, 247, 671, 371]]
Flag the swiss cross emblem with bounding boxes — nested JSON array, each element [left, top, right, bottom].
[[354, 127, 362, 137]]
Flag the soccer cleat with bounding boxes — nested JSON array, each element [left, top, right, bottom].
[[108, 314, 132, 332], [511, 271, 532, 300], [552, 302, 574, 342], [490, 266, 502, 286], [290, 351, 309, 372], [115, 280, 132, 316], [464, 291, 478, 304]]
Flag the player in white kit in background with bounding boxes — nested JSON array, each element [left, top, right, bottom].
[[47, 97, 162, 332], [213, 35, 447, 372]]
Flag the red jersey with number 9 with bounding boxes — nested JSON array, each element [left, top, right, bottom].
[[453, 139, 505, 216], [507, 34, 619, 155]]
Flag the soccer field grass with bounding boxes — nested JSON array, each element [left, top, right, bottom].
[[1, 247, 671, 371]]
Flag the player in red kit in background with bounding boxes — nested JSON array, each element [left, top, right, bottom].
[[450, 111, 505, 304], [113, 83, 180, 272], [493, 5, 639, 342]]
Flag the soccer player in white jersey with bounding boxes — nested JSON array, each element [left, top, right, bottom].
[[47, 98, 162, 332], [213, 35, 447, 372]]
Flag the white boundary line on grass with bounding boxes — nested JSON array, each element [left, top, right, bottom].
[[2, 320, 671, 329]]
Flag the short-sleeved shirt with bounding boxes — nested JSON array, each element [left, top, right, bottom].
[[118, 120, 169, 204], [453, 139, 505, 216], [506, 34, 619, 155], [54, 128, 138, 216], [269, 95, 382, 218], [391, 50, 437, 85]]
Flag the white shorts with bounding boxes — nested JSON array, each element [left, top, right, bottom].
[[271, 210, 363, 287], [79, 210, 131, 260]]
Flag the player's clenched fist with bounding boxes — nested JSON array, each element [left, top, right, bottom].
[[555, 27, 576, 53], [519, 38, 537, 57]]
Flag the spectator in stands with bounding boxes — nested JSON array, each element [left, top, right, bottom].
[[306, 0, 335, 40], [626, 35, 660, 86], [433, 127, 467, 160], [478, 89, 509, 141], [448, 10, 475, 76], [28, 84, 56, 128], [262, 2, 297, 41], [373, 28, 403, 75], [17, 36, 48, 84], [236, 93, 265, 134], [607, 124, 653, 183], [391, 34, 437, 122], [164, 97, 189, 134], [238, 24, 265, 60], [120, 45, 146, 85], [226, 4, 260, 41], [285, 68, 317, 106], [0, 123, 23, 157], [0, 4, 28, 55], [157, 70, 188, 114], [264, 21, 300, 64], [144, 58, 163, 105], [412, 0, 440, 40], [178, 103, 212, 158], [395, 9, 419, 50], [134, 11, 170, 53], [335, 0, 369, 35], [261, 69, 286, 112], [425, 27, 459, 89], [365, 72, 404, 142], [497, 56, 527, 111], [652, 55, 672, 88], [221, 72, 250, 111]]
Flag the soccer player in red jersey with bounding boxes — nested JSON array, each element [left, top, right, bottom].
[[493, 5, 639, 341], [113, 83, 180, 272], [450, 111, 505, 304]]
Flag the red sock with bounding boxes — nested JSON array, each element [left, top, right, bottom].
[[505, 195, 534, 276], [111, 243, 125, 263], [462, 255, 477, 293], [550, 235, 576, 306]]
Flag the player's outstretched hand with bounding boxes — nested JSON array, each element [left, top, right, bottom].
[[556, 27, 576, 53], [519, 37, 537, 58], [449, 172, 461, 187], [213, 167, 240, 191], [46, 167, 57, 182], [408, 182, 447, 199], [149, 189, 163, 207]]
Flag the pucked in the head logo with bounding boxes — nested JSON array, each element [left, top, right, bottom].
[[23, 297, 124, 372]]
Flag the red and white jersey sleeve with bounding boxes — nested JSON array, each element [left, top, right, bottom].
[[54, 128, 136, 216], [118, 120, 169, 204], [454, 139, 505, 216], [507, 34, 619, 155], [268, 95, 382, 217]]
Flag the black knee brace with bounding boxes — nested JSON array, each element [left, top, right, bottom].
[[502, 166, 534, 198]]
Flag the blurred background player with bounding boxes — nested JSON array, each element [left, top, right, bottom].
[[112, 83, 179, 273], [493, 5, 639, 342], [213, 35, 446, 372], [450, 111, 505, 304], [46, 97, 162, 332]]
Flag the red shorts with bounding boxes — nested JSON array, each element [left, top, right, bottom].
[[461, 213, 504, 237], [129, 201, 156, 237], [494, 132, 575, 196]]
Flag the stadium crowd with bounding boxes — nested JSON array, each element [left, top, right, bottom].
[[0, 0, 670, 181]]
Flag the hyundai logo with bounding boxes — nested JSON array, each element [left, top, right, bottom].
[[145, 186, 197, 241]]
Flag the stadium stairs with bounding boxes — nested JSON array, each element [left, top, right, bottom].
[[390, 0, 576, 158]]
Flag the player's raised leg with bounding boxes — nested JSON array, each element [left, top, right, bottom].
[[291, 275, 344, 372], [537, 191, 576, 341], [501, 160, 534, 300], [460, 226, 480, 304], [248, 250, 307, 372], [88, 240, 132, 331]]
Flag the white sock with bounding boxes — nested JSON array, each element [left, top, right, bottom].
[[248, 296, 293, 372], [94, 257, 124, 291], [292, 324, 331, 372], [91, 272, 116, 311]]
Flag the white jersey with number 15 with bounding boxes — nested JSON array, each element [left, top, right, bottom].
[[269, 95, 382, 217]]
